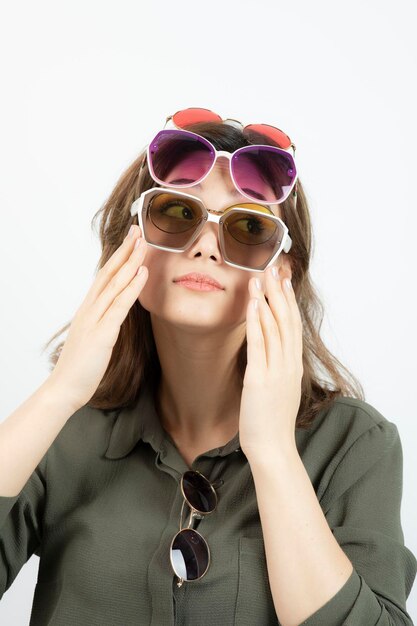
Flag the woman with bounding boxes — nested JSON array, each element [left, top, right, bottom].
[[0, 108, 415, 625]]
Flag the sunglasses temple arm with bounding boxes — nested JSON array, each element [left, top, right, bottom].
[[180, 499, 205, 532], [292, 181, 298, 200], [179, 499, 186, 531]]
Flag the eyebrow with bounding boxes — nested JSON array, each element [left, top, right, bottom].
[[240, 187, 267, 202], [168, 178, 195, 185]]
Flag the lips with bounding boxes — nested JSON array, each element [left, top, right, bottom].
[[173, 272, 224, 290]]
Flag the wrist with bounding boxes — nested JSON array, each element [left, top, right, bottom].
[[244, 439, 299, 468], [39, 374, 83, 417]]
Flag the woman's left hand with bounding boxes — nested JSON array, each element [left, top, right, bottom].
[[238, 262, 304, 462]]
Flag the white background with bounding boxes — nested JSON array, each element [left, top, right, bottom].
[[0, 0, 416, 623]]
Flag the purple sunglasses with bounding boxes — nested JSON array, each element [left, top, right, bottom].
[[143, 128, 298, 206]]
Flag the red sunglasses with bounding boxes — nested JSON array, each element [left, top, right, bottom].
[[165, 107, 296, 155]]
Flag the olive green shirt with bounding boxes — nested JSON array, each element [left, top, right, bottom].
[[1, 385, 416, 625]]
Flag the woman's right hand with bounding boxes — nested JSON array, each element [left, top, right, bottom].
[[47, 225, 148, 412]]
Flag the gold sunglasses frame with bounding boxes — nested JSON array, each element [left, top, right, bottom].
[[170, 470, 218, 588]]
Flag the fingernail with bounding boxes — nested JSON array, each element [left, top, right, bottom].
[[285, 277, 292, 290], [271, 266, 279, 280], [134, 237, 142, 250], [128, 225, 134, 238], [255, 278, 261, 290]]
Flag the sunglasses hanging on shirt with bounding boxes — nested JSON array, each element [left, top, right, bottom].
[[170, 469, 218, 587]]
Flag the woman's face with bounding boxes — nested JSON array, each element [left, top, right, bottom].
[[137, 157, 288, 331]]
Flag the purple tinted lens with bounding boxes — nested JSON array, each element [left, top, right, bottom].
[[148, 130, 297, 204], [232, 146, 296, 203], [149, 130, 215, 186]]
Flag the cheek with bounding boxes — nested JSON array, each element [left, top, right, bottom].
[[232, 277, 254, 316], [136, 248, 165, 306], [142, 245, 170, 276]]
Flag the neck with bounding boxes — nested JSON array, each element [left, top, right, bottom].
[[151, 315, 245, 445]]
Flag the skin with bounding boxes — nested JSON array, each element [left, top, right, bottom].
[[137, 157, 293, 458]]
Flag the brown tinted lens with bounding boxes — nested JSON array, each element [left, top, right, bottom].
[[145, 192, 204, 249], [143, 192, 285, 271], [221, 209, 284, 271]]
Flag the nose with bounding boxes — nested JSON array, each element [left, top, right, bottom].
[[183, 199, 232, 266], [180, 161, 244, 263], [185, 215, 223, 264]]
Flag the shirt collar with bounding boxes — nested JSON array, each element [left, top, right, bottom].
[[104, 383, 241, 460]]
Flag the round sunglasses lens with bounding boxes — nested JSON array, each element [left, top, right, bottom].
[[232, 146, 296, 204], [145, 192, 204, 249], [173, 108, 222, 127], [245, 124, 291, 150], [171, 528, 210, 581], [182, 470, 217, 513], [221, 209, 285, 271], [149, 131, 214, 187]]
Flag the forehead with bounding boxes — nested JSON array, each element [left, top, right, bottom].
[[166, 156, 281, 217]]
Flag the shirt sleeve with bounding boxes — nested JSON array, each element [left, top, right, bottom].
[[0, 453, 47, 599], [299, 419, 417, 626]]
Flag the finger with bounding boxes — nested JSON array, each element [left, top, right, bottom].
[[249, 277, 282, 371], [263, 266, 294, 359], [97, 264, 148, 344], [82, 225, 142, 309], [92, 237, 148, 323], [245, 296, 267, 375], [281, 275, 303, 355]]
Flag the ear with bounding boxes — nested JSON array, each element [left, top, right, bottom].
[[278, 256, 293, 281]]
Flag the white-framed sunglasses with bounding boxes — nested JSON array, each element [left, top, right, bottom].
[[130, 187, 292, 273]]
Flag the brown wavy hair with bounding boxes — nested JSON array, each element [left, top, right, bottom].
[[41, 121, 365, 429]]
